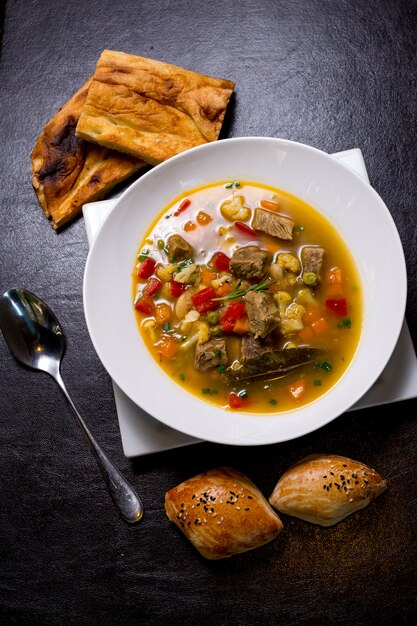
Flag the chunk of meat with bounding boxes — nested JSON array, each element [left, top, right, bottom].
[[252, 208, 294, 241], [167, 234, 194, 262], [240, 334, 274, 363], [301, 246, 325, 276], [230, 246, 270, 280], [194, 337, 228, 372], [244, 291, 280, 338]]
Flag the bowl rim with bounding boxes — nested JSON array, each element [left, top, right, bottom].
[[83, 136, 407, 445]]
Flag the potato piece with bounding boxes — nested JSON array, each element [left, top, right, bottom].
[[220, 196, 251, 222]]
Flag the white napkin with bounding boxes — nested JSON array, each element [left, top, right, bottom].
[[83, 149, 417, 457]]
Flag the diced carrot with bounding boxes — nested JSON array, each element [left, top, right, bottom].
[[215, 283, 233, 297], [157, 335, 178, 359], [298, 325, 315, 342], [183, 220, 196, 232], [201, 269, 217, 286], [289, 379, 306, 400], [260, 199, 279, 211], [196, 211, 212, 226], [325, 284, 344, 298], [304, 306, 322, 324], [311, 316, 329, 335], [233, 316, 250, 335], [325, 267, 343, 285], [155, 303, 172, 325]]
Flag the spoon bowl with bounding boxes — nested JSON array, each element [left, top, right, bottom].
[[0, 288, 143, 524]]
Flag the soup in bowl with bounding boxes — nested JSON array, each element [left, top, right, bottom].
[[84, 137, 406, 445], [133, 182, 362, 413]]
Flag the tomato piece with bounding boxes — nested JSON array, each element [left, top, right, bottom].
[[220, 302, 246, 332], [137, 258, 156, 279], [134, 295, 155, 315], [191, 288, 219, 313], [325, 298, 348, 317], [170, 281, 187, 298], [212, 252, 230, 272], [143, 277, 161, 297], [234, 221, 257, 237], [173, 198, 191, 216], [228, 392, 250, 409]]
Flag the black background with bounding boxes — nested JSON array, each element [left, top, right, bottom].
[[1, 1, 417, 624]]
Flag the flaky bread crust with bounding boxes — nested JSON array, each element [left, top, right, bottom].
[[31, 77, 145, 229], [76, 50, 235, 165], [165, 467, 283, 560], [269, 454, 387, 527]]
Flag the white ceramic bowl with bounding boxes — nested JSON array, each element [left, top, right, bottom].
[[83, 137, 407, 445]]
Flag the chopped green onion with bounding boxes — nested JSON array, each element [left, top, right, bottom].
[[152, 293, 160, 299], [337, 318, 352, 329], [138, 249, 150, 261], [268, 398, 278, 405], [225, 181, 241, 189], [213, 348, 221, 356], [163, 323, 171, 332], [216, 365, 226, 374], [314, 361, 332, 372], [176, 258, 193, 271], [314, 379, 322, 386], [179, 373, 185, 381], [202, 388, 218, 395]]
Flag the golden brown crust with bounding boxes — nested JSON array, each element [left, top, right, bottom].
[[31, 77, 146, 229], [165, 467, 283, 560], [269, 454, 387, 527], [75, 50, 235, 165]]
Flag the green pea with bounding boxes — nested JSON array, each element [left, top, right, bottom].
[[303, 271, 318, 286], [207, 311, 220, 325]]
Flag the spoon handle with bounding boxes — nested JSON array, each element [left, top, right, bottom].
[[54, 371, 144, 524]]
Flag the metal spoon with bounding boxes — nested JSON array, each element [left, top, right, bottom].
[[0, 288, 143, 524]]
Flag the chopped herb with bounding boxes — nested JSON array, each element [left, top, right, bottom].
[[163, 323, 171, 332], [213, 349, 221, 356], [202, 388, 211, 395], [176, 258, 193, 271], [213, 275, 275, 302], [202, 388, 218, 395], [179, 373, 185, 381], [138, 249, 150, 261], [314, 379, 322, 386], [216, 365, 226, 374], [225, 181, 241, 189], [337, 318, 352, 329], [238, 390, 248, 399], [268, 398, 278, 405], [152, 292, 160, 299], [314, 361, 332, 373]]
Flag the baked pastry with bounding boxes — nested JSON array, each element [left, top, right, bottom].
[[165, 467, 283, 560], [31, 78, 145, 229], [76, 50, 235, 165], [269, 454, 387, 527]]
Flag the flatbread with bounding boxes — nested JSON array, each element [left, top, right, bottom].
[[31, 78, 146, 229], [75, 51, 235, 165]]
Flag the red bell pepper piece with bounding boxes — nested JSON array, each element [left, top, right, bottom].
[[234, 221, 257, 237], [325, 298, 348, 317], [228, 392, 250, 409], [220, 302, 246, 332], [173, 198, 191, 216], [212, 252, 230, 272], [137, 258, 156, 279], [191, 287, 219, 313], [143, 277, 161, 297], [171, 281, 187, 298], [134, 295, 155, 315]]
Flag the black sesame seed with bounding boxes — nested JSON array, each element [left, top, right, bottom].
[[330, 472, 335, 476], [323, 485, 326, 490], [355, 481, 359, 485], [247, 496, 253, 499]]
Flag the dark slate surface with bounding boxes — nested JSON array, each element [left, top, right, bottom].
[[1, 1, 416, 624]]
